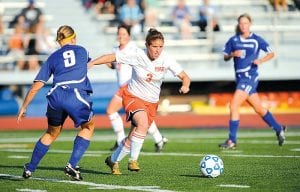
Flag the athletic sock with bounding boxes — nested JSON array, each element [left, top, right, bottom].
[[262, 111, 282, 133], [130, 131, 146, 161], [109, 112, 125, 145], [147, 121, 163, 144], [111, 139, 130, 162], [229, 120, 239, 143], [68, 136, 90, 168], [27, 139, 50, 172]]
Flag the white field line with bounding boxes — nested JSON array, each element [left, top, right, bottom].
[[16, 189, 47, 192], [8, 155, 28, 159], [1, 148, 300, 158], [179, 139, 300, 145], [218, 184, 250, 188], [0, 174, 174, 192], [1, 131, 300, 143]]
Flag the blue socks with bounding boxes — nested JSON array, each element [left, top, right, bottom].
[[27, 140, 49, 172], [262, 111, 282, 133], [229, 120, 239, 143], [68, 136, 90, 168]]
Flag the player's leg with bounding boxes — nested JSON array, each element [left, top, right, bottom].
[[247, 93, 286, 146], [106, 128, 134, 175], [64, 89, 94, 180], [219, 89, 248, 149], [128, 110, 149, 171], [23, 104, 65, 179], [147, 121, 168, 152], [107, 94, 126, 150], [23, 124, 62, 179]]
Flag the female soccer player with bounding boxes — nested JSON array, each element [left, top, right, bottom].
[[88, 28, 190, 174], [17, 25, 95, 180], [106, 24, 168, 152], [219, 13, 286, 149]]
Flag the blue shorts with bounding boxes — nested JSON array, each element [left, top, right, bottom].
[[235, 72, 259, 95], [46, 86, 93, 128]]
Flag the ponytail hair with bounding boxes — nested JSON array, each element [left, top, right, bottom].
[[56, 25, 76, 43], [145, 28, 164, 46]]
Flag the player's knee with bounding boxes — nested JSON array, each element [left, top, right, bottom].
[[46, 125, 62, 139]]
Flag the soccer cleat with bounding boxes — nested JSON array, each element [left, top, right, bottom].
[[64, 163, 83, 181], [105, 156, 121, 175], [276, 125, 287, 146], [128, 160, 140, 172], [109, 141, 119, 151], [219, 139, 237, 149], [155, 136, 168, 152], [22, 163, 32, 179]]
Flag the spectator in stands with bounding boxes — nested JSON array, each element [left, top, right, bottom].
[[7, 24, 25, 70], [144, 0, 160, 28], [219, 13, 286, 150], [88, 28, 190, 175], [17, 25, 95, 181], [269, 0, 288, 11], [198, 0, 220, 32], [172, 0, 192, 39], [118, 0, 144, 38]]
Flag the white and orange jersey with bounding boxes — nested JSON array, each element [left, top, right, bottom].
[[116, 46, 183, 103], [112, 41, 137, 87]]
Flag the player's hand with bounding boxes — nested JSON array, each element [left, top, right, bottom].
[[179, 86, 190, 94], [17, 108, 26, 124]]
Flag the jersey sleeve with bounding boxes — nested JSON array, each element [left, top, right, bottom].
[[34, 59, 52, 83], [166, 55, 183, 76], [223, 37, 234, 56], [257, 35, 273, 53], [115, 46, 140, 66]]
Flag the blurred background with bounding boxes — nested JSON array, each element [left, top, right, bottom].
[[0, 0, 299, 128]]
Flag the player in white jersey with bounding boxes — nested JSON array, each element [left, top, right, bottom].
[[106, 24, 168, 152], [89, 28, 190, 174]]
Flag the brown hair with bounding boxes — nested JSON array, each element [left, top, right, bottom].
[[145, 28, 164, 46], [56, 25, 76, 42], [117, 24, 131, 36], [235, 13, 252, 35]]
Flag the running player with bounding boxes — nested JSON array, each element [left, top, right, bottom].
[[17, 25, 95, 180], [219, 13, 286, 149], [88, 28, 191, 174], [106, 24, 168, 152]]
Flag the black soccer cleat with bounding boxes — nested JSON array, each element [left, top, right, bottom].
[[277, 125, 287, 146], [219, 139, 237, 149], [22, 163, 32, 179], [64, 163, 83, 181]]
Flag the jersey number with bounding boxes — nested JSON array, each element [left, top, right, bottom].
[[63, 50, 76, 67]]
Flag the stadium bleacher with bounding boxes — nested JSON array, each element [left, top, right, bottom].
[[0, 0, 300, 116]]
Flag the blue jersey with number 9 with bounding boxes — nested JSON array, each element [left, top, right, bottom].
[[34, 44, 92, 93]]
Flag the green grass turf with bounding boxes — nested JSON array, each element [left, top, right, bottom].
[[0, 128, 299, 192]]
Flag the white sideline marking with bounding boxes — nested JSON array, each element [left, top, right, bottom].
[[8, 155, 28, 159], [0, 144, 29, 148], [218, 184, 250, 188], [0, 131, 299, 143], [0, 174, 174, 192], [291, 148, 300, 151], [1, 149, 300, 158], [17, 189, 47, 192]]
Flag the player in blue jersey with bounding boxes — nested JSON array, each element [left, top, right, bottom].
[[17, 25, 95, 180], [219, 13, 286, 149]]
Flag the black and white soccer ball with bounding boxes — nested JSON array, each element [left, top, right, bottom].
[[199, 154, 224, 178]]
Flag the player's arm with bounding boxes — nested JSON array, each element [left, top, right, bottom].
[[253, 52, 274, 65], [88, 53, 116, 68], [17, 81, 45, 123], [177, 71, 190, 94]]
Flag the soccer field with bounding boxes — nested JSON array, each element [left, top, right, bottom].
[[0, 128, 299, 192]]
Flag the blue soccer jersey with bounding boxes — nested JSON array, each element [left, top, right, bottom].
[[34, 44, 93, 127], [35, 44, 92, 92], [223, 33, 273, 75]]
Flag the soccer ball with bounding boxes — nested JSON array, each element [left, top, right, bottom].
[[199, 154, 224, 178]]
